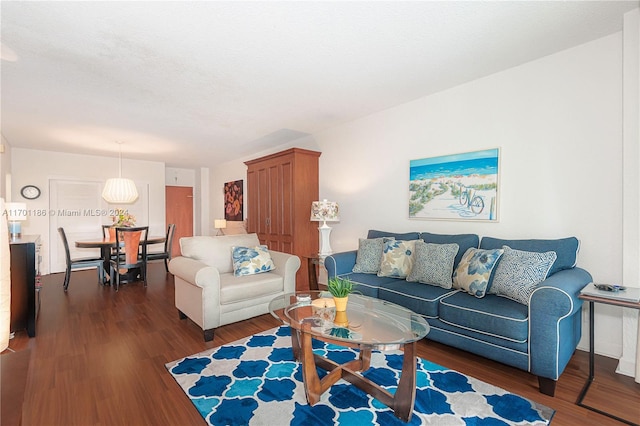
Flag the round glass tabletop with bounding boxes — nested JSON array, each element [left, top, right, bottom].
[[269, 291, 429, 350]]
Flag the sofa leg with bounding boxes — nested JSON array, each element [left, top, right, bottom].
[[538, 376, 556, 396], [178, 310, 187, 320], [204, 328, 215, 342]]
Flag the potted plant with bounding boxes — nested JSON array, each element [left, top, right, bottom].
[[327, 276, 353, 312]]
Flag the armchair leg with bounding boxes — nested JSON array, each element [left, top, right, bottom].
[[204, 328, 215, 342], [538, 376, 556, 396]]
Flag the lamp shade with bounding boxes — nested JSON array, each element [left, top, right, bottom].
[[214, 219, 227, 229], [102, 178, 139, 204], [310, 199, 339, 222]]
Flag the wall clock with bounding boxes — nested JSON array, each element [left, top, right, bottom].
[[20, 185, 41, 200]]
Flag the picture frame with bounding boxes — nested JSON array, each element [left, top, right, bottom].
[[224, 180, 243, 221], [409, 148, 500, 221]]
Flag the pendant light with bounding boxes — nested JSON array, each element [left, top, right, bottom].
[[102, 142, 139, 204]]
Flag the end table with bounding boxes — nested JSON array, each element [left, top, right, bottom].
[[577, 283, 640, 426], [302, 254, 324, 291]]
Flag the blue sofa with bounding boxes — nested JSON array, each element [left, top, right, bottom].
[[325, 230, 592, 396]]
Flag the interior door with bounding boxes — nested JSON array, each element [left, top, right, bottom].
[[165, 186, 193, 257]]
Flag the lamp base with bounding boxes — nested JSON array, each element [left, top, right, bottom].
[[318, 222, 332, 256], [8, 221, 21, 240]]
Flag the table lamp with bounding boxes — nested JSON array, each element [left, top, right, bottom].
[[5, 202, 27, 239], [214, 219, 227, 236], [310, 199, 339, 255]]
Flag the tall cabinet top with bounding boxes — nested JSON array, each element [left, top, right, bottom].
[[244, 148, 321, 166]]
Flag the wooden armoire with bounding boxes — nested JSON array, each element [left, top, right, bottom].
[[245, 148, 320, 291]]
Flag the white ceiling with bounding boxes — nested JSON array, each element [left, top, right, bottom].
[[1, 1, 638, 168]]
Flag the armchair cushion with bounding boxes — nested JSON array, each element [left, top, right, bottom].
[[179, 234, 260, 273]]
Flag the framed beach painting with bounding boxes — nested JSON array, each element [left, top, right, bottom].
[[409, 148, 500, 221]]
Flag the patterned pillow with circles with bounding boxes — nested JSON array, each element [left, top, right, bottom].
[[407, 241, 459, 289], [489, 246, 557, 305]]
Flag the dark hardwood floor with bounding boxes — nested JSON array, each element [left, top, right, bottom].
[[5, 264, 639, 425]]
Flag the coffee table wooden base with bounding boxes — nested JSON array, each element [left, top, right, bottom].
[[292, 326, 417, 422]]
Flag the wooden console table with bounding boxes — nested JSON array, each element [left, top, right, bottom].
[[10, 235, 41, 337]]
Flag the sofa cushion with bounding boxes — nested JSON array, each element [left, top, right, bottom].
[[367, 230, 420, 241], [452, 248, 504, 297], [378, 279, 457, 318], [341, 273, 399, 298], [180, 234, 261, 273], [479, 236, 579, 276], [439, 292, 529, 343], [232, 245, 276, 276], [489, 246, 557, 305], [406, 241, 459, 289], [378, 239, 418, 278], [419, 232, 480, 270], [352, 237, 389, 274]]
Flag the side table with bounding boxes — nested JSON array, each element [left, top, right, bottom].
[[302, 254, 325, 291], [577, 283, 640, 426]]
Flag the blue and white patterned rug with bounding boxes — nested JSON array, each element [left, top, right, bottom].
[[166, 326, 554, 425]]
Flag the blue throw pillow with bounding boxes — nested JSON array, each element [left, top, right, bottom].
[[453, 248, 504, 298], [489, 246, 557, 305], [232, 245, 275, 276], [480, 236, 579, 276], [420, 232, 480, 270]]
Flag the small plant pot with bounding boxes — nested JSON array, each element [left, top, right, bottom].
[[334, 310, 349, 327], [333, 296, 348, 312]]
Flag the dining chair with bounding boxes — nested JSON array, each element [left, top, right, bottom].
[[58, 227, 105, 292], [146, 224, 176, 272], [110, 226, 149, 291]]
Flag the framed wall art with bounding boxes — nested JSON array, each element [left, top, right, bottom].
[[409, 148, 500, 221], [224, 179, 243, 221]]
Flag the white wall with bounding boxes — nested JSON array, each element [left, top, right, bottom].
[[11, 148, 166, 274], [317, 33, 625, 357], [210, 32, 633, 364]]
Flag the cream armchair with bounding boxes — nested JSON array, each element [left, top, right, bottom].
[[168, 233, 300, 341]]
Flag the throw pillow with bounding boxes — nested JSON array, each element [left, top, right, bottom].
[[352, 237, 391, 274], [407, 242, 459, 289], [452, 247, 504, 298], [377, 239, 419, 279], [232, 245, 276, 277], [489, 246, 557, 305]]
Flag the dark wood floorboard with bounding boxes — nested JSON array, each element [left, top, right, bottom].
[[5, 264, 639, 425]]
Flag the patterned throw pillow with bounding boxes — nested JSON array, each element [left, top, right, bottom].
[[377, 239, 419, 279], [407, 242, 459, 289], [489, 246, 557, 305], [352, 237, 392, 274], [453, 248, 504, 297], [232, 245, 276, 276]]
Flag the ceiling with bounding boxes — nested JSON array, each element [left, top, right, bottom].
[[1, 1, 638, 168]]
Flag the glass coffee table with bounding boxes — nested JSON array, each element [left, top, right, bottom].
[[269, 291, 429, 422]]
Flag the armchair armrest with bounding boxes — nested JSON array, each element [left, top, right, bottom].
[[269, 250, 301, 293], [324, 250, 357, 278], [529, 267, 592, 380], [168, 256, 220, 288]]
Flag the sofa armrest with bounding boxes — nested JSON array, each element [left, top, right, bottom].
[[324, 250, 358, 278], [269, 250, 301, 293], [529, 267, 592, 380], [168, 256, 221, 288]]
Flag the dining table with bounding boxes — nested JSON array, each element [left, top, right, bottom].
[[75, 235, 166, 284]]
